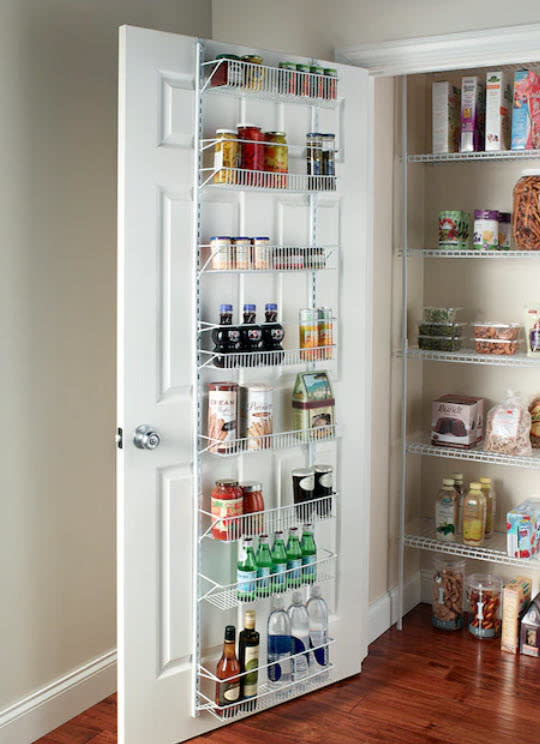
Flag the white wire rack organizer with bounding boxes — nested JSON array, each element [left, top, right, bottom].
[[198, 548, 337, 610], [201, 57, 339, 108], [407, 435, 540, 470], [198, 244, 338, 274], [407, 149, 540, 163], [200, 167, 337, 193], [199, 494, 337, 543], [199, 425, 339, 457], [406, 247, 540, 259], [197, 644, 335, 721], [404, 518, 540, 569], [401, 347, 540, 368], [198, 346, 335, 370]]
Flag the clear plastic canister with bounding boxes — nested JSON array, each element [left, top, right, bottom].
[[432, 556, 465, 631], [513, 169, 540, 251], [466, 573, 503, 639]]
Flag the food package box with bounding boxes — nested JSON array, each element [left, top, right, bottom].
[[520, 592, 540, 657], [506, 499, 540, 559], [485, 71, 512, 151], [460, 76, 485, 152], [512, 69, 540, 150], [432, 82, 460, 153], [292, 371, 335, 438], [431, 394, 484, 448], [501, 578, 532, 654]]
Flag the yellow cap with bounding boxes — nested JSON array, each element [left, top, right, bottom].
[[479, 477, 491, 485], [442, 478, 455, 486], [470, 482, 481, 490], [452, 473, 463, 481]]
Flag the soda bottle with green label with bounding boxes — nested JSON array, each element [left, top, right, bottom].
[[286, 526, 303, 589], [255, 534, 273, 597], [300, 523, 317, 584], [271, 530, 288, 593], [237, 537, 258, 602]]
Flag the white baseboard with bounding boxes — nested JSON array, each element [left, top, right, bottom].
[[0, 649, 117, 744], [367, 572, 422, 645]]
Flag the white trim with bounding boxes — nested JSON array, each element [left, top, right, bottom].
[[336, 23, 540, 76], [421, 568, 434, 605], [0, 650, 116, 744], [367, 572, 421, 645]]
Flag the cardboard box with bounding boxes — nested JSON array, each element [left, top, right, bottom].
[[431, 394, 484, 449], [506, 499, 540, 559], [485, 71, 512, 151], [292, 371, 335, 439], [432, 81, 460, 153], [520, 592, 540, 657], [460, 76, 485, 152], [511, 69, 540, 150], [501, 576, 532, 654]]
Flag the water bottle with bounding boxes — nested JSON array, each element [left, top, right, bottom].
[[306, 585, 329, 667], [287, 591, 310, 681], [267, 596, 292, 687]]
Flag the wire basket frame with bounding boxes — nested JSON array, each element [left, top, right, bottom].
[[198, 346, 335, 370], [407, 149, 540, 163], [201, 167, 337, 193], [199, 243, 338, 274], [407, 247, 540, 259], [407, 435, 540, 469], [199, 425, 339, 456]]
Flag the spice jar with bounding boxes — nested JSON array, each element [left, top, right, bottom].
[[479, 477, 496, 539], [240, 482, 265, 535], [242, 54, 264, 90], [211, 54, 243, 88], [466, 573, 503, 639], [264, 131, 288, 188], [211, 479, 243, 540], [462, 481, 487, 546], [513, 169, 540, 250], [432, 556, 465, 631], [213, 129, 239, 184], [473, 210, 499, 250]]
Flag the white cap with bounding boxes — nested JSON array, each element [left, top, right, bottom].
[[311, 585, 322, 598], [272, 595, 284, 610], [292, 591, 303, 604]]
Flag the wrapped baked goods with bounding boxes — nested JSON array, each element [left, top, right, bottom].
[[484, 390, 532, 456]]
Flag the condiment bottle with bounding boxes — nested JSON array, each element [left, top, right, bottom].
[[435, 478, 458, 542], [479, 477, 496, 539], [462, 482, 487, 546], [262, 303, 284, 363], [240, 482, 265, 535], [215, 625, 241, 714], [239, 304, 262, 356], [452, 473, 464, 535], [212, 304, 239, 368], [299, 308, 318, 360], [211, 479, 243, 541]]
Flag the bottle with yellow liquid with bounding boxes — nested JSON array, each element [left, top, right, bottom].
[[479, 477, 496, 539], [462, 482, 487, 547]]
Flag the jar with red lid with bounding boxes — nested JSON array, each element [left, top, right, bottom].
[[210, 54, 243, 88], [240, 482, 265, 535], [237, 123, 264, 186], [211, 479, 243, 540]]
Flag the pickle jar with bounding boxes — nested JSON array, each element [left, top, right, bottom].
[[323, 68, 338, 100], [279, 62, 297, 96], [242, 54, 264, 90], [264, 131, 288, 188], [466, 573, 503, 639], [211, 54, 243, 88], [213, 129, 239, 184], [296, 64, 311, 97], [432, 556, 465, 631]]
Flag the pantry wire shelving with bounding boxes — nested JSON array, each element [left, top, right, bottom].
[[197, 346, 336, 370], [199, 425, 339, 457], [400, 347, 540, 368], [406, 247, 540, 259], [200, 167, 337, 193], [404, 518, 540, 569], [198, 493, 337, 542], [407, 149, 540, 163], [198, 244, 338, 275], [407, 435, 540, 470], [198, 548, 337, 610]]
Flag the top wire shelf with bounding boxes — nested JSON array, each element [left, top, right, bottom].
[[407, 149, 540, 163], [406, 247, 540, 259], [407, 435, 540, 470], [201, 58, 339, 108]]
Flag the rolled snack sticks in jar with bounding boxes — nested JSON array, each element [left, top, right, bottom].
[[239, 384, 273, 450], [466, 574, 503, 639], [207, 382, 238, 453]]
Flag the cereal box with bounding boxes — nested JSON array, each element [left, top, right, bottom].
[[431, 394, 484, 449], [512, 70, 530, 150], [460, 76, 485, 152], [292, 371, 335, 439], [506, 498, 540, 559], [432, 82, 460, 153], [485, 71, 512, 151]]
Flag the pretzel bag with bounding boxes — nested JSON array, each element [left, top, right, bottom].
[[484, 390, 532, 456]]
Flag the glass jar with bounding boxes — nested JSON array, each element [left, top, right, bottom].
[[242, 54, 264, 90], [513, 169, 540, 251], [240, 482, 265, 534], [233, 236, 251, 270], [237, 123, 264, 186], [323, 68, 338, 100], [264, 131, 288, 188], [299, 308, 318, 360], [279, 62, 296, 96], [435, 478, 459, 542], [479, 477, 496, 539], [310, 66, 325, 98], [211, 54, 243, 88], [306, 132, 323, 189], [466, 573, 503, 639], [432, 556, 465, 631], [317, 307, 334, 360], [462, 482, 486, 546], [211, 479, 243, 540], [213, 129, 239, 184], [210, 235, 232, 270], [253, 236, 270, 270], [452, 473, 464, 535], [296, 64, 310, 96]]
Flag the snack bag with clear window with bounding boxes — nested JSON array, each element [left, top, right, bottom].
[[484, 389, 532, 456]]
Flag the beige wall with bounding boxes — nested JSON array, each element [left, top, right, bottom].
[[1, 0, 211, 712]]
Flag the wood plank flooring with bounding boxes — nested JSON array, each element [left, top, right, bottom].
[[35, 604, 540, 744]]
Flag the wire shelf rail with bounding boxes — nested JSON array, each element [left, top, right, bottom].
[[405, 247, 540, 259], [198, 346, 335, 370], [199, 425, 339, 456], [407, 149, 540, 163], [200, 167, 337, 193], [407, 436, 540, 470], [400, 347, 540, 368]]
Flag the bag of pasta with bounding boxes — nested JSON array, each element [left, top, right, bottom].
[[484, 390, 532, 456]]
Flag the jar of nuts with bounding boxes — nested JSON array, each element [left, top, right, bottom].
[[466, 574, 503, 639], [432, 556, 465, 631]]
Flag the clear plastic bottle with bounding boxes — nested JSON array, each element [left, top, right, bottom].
[[479, 477, 496, 539], [435, 478, 458, 542], [306, 585, 329, 667], [287, 591, 310, 681], [463, 482, 487, 547], [267, 596, 292, 687]]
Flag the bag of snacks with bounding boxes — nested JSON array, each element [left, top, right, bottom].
[[484, 390, 532, 456]]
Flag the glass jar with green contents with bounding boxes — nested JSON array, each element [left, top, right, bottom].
[[462, 482, 487, 546], [479, 477, 496, 539]]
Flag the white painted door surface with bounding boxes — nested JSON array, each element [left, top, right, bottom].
[[118, 24, 371, 744]]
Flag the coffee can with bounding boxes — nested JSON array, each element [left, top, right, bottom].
[[314, 464, 333, 517], [292, 467, 315, 520]]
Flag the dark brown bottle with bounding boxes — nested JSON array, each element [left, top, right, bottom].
[[215, 625, 241, 715], [238, 610, 260, 709]]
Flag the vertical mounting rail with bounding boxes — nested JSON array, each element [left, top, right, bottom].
[[191, 40, 204, 718], [397, 76, 408, 632], [308, 94, 319, 467]]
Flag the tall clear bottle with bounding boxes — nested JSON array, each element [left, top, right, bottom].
[[306, 585, 329, 667], [479, 477, 496, 539], [267, 596, 292, 687], [462, 482, 487, 547], [287, 591, 310, 681], [435, 478, 459, 542]]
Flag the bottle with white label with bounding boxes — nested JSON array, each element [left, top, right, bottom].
[[435, 478, 458, 542], [287, 591, 311, 681]]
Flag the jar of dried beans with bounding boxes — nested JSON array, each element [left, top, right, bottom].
[[513, 169, 540, 250], [432, 556, 465, 631]]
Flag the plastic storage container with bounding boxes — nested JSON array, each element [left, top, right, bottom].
[[423, 306, 463, 323], [473, 338, 520, 355], [513, 169, 540, 251], [419, 322, 465, 338], [466, 574, 503, 639], [432, 556, 465, 631], [418, 335, 464, 351], [472, 322, 521, 340]]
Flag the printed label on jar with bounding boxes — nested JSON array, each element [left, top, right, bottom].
[[221, 682, 240, 703], [211, 497, 243, 538], [317, 472, 333, 491]]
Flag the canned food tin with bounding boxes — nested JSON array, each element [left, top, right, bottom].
[[292, 468, 315, 520], [264, 131, 288, 188], [242, 54, 264, 90], [253, 236, 270, 270], [296, 64, 310, 97], [313, 464, 333, 517], [310, 66, 325, 98], [279, 62, 297, 95], [213, 129, 239, 184], [233, 236, 251, 270], [207, 382, 238, 453], [240, 384, 273, 450], [210, 235, 232, 270]]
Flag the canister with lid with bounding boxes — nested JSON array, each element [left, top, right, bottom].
[[432, 556, 465, 631], [253, 236, 270, 270], [207, 381, 238, 453], [473, 210, 499, 250], [233, 236, 251, 270], [513, 169, 540, 250], [211, 54, 243, 88], [292, 467, 315, 520], [314, 464, 333, 517], [210, 235, 232, 270], [466, 573, 503, 638]]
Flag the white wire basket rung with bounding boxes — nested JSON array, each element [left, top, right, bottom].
[[198, 548, 337, 610], [201, 167, 337, 193], [199, 425, 339, 456], [198, 243, 338, 274], [404, 518, 540, 569], [407, 435, 540, 470], [407, 149, 540, 163], [400, 347, 540, 369], [201, 57, 339, 108], [198, 346, 335, 370], [199, 493, 337, 542], [406, 247, 540, 259]]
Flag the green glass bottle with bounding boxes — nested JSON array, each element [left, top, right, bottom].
[[255, 534, 273, 597], [271, 530, 288, 593], [237, 537, 258, 602], [286, 526, 303, 589], [300, 523, 317, 584]]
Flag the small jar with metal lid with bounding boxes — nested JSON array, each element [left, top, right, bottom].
[[242, 54, 264, 90], [211, 479, 243, 540], [323, 68, 338, 99], [210, 235, 233, 270], [296, 64, 311, 97], [211, 54, 243, 88], [264, 131, 288, 188], [279, 61, 297, 95], [213, 129, 239, 184], [240, 482, 265, 534], [310, 66, 325, 98]]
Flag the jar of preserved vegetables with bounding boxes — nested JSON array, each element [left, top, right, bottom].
[[279, 62, 296, 96], [306, 132, 323, 189], [211, 54, 243, 88], [237, 123, 264, 186], [242, 54, 264, 90], [264, 131, 288, 188], [310, 66, 325, 98], [296, 64, 310, 96], [323, 68, 338, 99], [211, 479, 243, 540], [213, 129, 239, 184]]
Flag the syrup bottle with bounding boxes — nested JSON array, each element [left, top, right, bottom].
[[212, 304, 239, 368], [262, 303, 284, 364], [239, 304, 263, 361]]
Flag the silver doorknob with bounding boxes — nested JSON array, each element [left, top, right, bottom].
[[133, 425, 160, 450]]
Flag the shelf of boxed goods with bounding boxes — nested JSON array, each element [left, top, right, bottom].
[[405, 247, 540, 259], [407, 435, 540, 470], [407, 149, 540, 163], [198, 548, 337, 611], [196, 640, 335, 721], [199, 425, 339, 457], [404, 517, 540, 570], [400, 347, 540, 368]]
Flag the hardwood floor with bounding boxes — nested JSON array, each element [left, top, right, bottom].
[[35, 604, 539, 744]]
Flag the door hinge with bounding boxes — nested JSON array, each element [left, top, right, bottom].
[[116, 427, 123, 449]]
